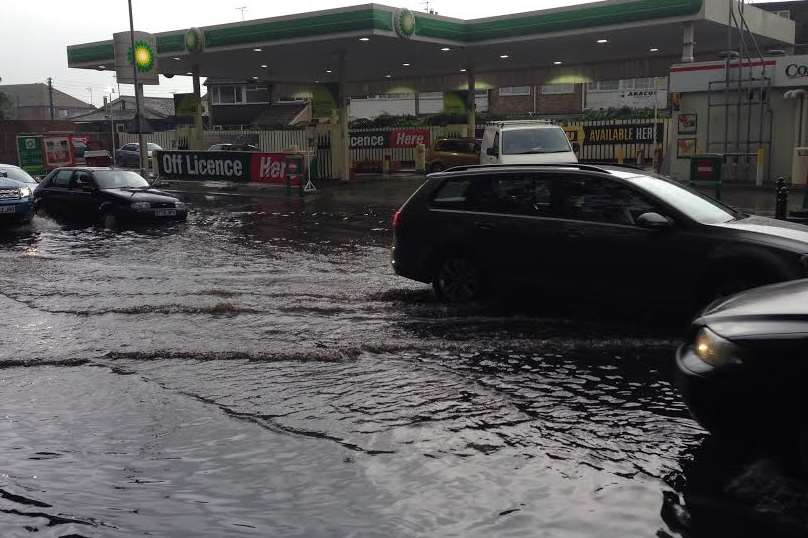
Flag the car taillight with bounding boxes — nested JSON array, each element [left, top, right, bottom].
[[392, 209, 402, 231]]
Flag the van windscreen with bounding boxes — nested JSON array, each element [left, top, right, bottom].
[[502, 128, 571, 155]]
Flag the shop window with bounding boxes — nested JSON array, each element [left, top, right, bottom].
[[245, 84, 270, 104], [499, 86, 532, 97], [541, 84, 575, 95]]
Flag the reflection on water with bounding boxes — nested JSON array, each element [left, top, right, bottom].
[[0, 185, 805, 536]]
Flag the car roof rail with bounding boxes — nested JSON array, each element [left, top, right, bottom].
[[435, 163, 616, 175], [485, 119, 555, 127]]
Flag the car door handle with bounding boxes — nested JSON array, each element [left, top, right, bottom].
[[475, 222, 497, 231]]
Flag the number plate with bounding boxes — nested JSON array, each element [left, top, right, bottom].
[[155, 208, 177, 217], [0, 206, 15, 214]]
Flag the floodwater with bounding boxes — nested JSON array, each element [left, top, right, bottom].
[[1, 178, 806, 537]]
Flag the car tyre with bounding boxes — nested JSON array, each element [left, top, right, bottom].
[[101, 210, 119, 230], [432, 256, 484, 303]]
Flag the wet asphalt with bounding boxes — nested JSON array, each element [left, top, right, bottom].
[[1, 177, 807, 538]]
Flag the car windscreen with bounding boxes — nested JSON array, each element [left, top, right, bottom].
[[94, 171, 150, 189], [0, 167, 37, 184], [147, 143, 162, 151], [625, 175, 738, 224], [502, 128, 571, 155]]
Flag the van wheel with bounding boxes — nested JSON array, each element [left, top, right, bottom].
[[433, 257, 483, 303], [101, 211, 119, 230], [429, 162, 445, 173]]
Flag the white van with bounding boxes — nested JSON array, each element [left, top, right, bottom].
[[480, 121, 578, 165]]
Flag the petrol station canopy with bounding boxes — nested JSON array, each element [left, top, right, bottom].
[[67, 0, 795, 94]]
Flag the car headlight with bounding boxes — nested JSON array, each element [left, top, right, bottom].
[[18, 187, 32, 198], [693, 327, 742, 367], [174, 201, 187, 210], [131, 201, 151, 210]]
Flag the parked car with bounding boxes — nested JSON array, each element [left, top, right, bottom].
[[207, 143, 259, 152], [676, 279, 808, 461], [427, 138, 481, 173], [391, 163, 808, 305], [116, 143, 163, 168], [480, 121, 577, 165], [34, 167, 188, 228], [0, 165, 35, 224]]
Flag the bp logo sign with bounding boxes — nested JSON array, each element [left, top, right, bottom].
[[129, 41, 155, 73], [394, 8, 416, 39], [185, 28, 205, 54]]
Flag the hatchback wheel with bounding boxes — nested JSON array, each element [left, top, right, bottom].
[[433, 257, 483, 303], [101, 211, 119, 230]]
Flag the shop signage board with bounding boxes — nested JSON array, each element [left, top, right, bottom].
[[113, 31, 159, 85], [567, 123, 664, 146], [156, 150, 301, 184], [16, 135, 46, 176], [349, 128, 429, 149], [174, 93, 201, 118]]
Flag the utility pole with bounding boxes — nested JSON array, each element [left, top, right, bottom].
[[237, 6, 247, 20], [128, 0, 147, 176], [47, 77, 54, 120], [87, 87, 94, 108]]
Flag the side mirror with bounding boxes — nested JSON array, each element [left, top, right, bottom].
[[486, 147, 499, 157], [637, 212, 672, 229]]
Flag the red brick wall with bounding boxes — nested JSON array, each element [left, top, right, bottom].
[[488, 85, 583, 116]]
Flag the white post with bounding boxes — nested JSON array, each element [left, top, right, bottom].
[[682, 22, 695, 63]]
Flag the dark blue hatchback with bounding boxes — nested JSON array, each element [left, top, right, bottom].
[[0, 165, 37, 224]]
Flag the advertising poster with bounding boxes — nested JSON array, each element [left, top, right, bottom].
[[174, 93, 201, 119], [443, 91, 468, 115], [312, 83, 339, 118], [678, 114, 698, 135], [43, 136, 75, 168], [16, 135, 46, 176], [677, 138, 697, 159]]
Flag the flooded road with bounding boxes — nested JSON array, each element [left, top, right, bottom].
[[1, 178, 805, 537]]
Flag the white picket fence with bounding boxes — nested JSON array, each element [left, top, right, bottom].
[[119, 129, 310, 153]]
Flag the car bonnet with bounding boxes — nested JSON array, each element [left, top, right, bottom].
[[699, 279, 808, 340]]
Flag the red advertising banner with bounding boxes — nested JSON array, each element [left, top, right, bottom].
[[250, 153, 302, 185], [350, 128, 430, 149]]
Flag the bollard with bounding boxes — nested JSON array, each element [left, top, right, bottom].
[[775, 176, 789, 220]]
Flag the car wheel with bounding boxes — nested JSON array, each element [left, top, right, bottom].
[[433, 256, 484, 303], [429, 162, 445, 173], [101, 211, 119, 230]]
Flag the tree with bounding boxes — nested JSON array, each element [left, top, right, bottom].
[[0, 91, 14, 120]]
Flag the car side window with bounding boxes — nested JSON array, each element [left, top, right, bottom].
[[122, 144, 136, 152], [51, 170, 73, 187], [491, 133, 500, 154], [431, 177, 472, 209], [71, 171, 92, 189], [558, 176, 659, 226], [472, 174, 557, 217], [435, 141, 448, 152]]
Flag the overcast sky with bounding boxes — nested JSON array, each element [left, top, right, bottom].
[[0, 0, 789, 106]]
